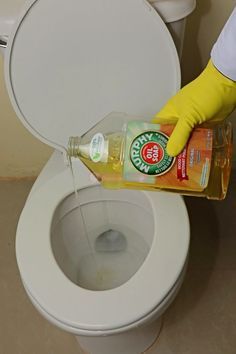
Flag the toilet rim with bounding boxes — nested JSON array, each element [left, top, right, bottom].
[[22, 255, 189, 336], [16, 168, 190, 332]]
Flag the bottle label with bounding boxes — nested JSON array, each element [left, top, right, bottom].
[[123, 121, 213, 192], [89, 133, 105, 162]]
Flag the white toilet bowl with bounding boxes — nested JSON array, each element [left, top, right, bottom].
[[1, 0, 195, 352], [17, 152, 189, 353]]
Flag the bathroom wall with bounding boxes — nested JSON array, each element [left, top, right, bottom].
[[0, 0, 236, 177], [0, 55, 52, 178]]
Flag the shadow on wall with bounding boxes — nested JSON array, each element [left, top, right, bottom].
[[160, 171, 236, 349], [167, 195, 220, 323], [181, 0, 212, 85]]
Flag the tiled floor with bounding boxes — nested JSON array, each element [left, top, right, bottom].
[[0, 172, 236, 354]]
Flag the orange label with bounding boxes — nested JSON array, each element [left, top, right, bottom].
[[123, 121, 213, 192]]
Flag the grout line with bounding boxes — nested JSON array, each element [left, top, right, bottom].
[[0, 176, 37, 181]]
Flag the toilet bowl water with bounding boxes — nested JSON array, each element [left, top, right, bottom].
[[95, 229, 127, 252]]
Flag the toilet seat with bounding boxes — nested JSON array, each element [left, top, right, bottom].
[[4, 0, 180, 150], [16, 165, 189, 334]]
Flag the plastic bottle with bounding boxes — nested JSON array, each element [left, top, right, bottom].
[[67, 112, 233, 200]]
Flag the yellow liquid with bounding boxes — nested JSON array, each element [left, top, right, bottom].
[[77, 124, 233, 200], [204, 123, 233, 200]]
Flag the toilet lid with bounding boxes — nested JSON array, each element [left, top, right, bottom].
[[16, 168, 190, 334], [4, 0, 180, 151]]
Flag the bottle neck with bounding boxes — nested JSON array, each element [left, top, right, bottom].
[[67, 136, 81, 158]]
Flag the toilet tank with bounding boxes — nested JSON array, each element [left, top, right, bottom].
[[148, 0, 196, 57], [0, 0, 196, 57]]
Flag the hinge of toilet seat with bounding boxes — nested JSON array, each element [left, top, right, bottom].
[[0, 36, 7, 49]]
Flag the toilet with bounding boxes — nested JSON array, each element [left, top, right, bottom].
[[0, 0, 195, 353]]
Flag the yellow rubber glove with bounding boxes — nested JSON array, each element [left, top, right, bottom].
[[152, 59, 236, 156]]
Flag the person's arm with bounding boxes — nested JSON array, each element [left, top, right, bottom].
[[153, 7, 236, 157]]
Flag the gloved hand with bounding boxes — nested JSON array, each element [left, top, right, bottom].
[[152, 59, 236, 156]]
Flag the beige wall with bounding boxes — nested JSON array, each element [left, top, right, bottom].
[[0, 0, 236, 177], [0, 55, 52, 177]]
